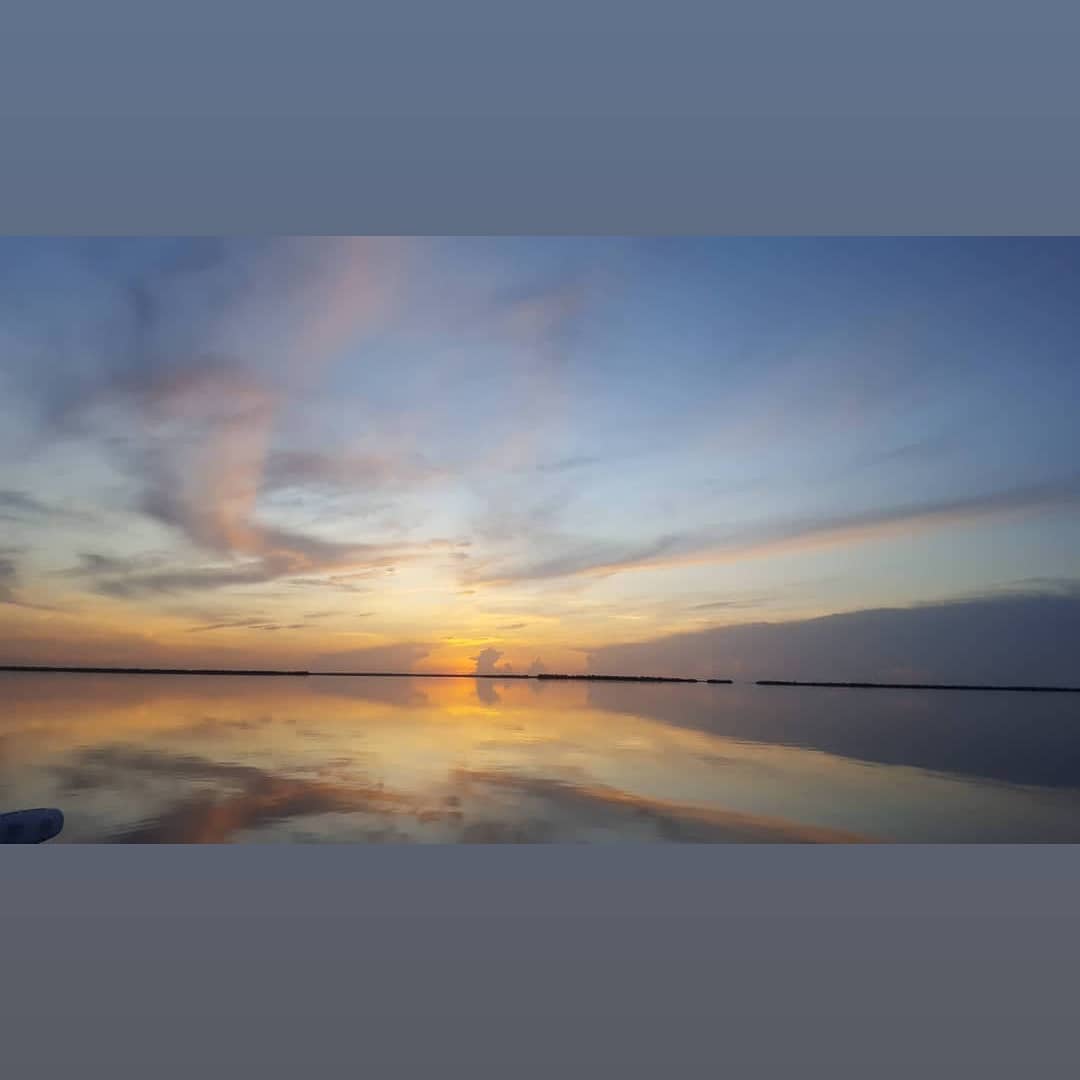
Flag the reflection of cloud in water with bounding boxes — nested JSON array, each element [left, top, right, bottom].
[[305, 675, 430, 709], [8, 672, 1080, 842], [43, 744, 859, 843], [475, 678, 501, 706], [182, 714, 276, 738], [50, 746, 414, 842], [449, 769, 864, 844]]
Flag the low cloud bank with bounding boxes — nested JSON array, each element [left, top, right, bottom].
[[586, 584, 1080, 686]]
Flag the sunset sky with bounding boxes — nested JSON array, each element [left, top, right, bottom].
[[2, 237, 1079, 678]]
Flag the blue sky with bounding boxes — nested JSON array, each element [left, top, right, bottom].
[[1, 237, 1078, 676]]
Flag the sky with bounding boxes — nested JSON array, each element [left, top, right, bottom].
[[1, 236, 1079, 680]]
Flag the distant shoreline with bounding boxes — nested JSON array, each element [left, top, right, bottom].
[[756, 679, 1080, 693], [0, 665, 311, 677], [0, 665, 720, 683], [1, 664, 1077, 691]]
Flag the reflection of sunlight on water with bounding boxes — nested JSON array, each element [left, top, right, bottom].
[[2, 673, 1080, 843]]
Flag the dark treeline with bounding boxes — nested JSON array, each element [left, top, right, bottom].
[[0, 666, 731, 682], [757, 679, 1080, 693], [0, 665, 310, 676], [536, 673, 701, 683], [318, 671, 533, 679]]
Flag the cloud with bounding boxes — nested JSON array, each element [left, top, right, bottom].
[[0, 551, 18, 604], [62, 540, 409, 599], [286, 573, 382, 594], [262, 448, 441, 494], [75, 525, 412, 602], [459, 267, 600, 478], [25, 240, 420, 599], [58, 551, 172, 581], [466, 533, 684, 587], [729, 474, 1080, 560], [856, 431, 957, 470], [584, 583, 1080, 686], [498, 623, 527, 631], [531, 455, 603, 474], [0, 490, 89, 523], [470, 475, 1080, 585], [527, 658, 548, 676], [94, 561, 293, 598], [186, 617, 308, 633], [96, 361, 378, 579], [689, 597, 773, 611], [472, 647, 514, 676], [488, 268, 594, 365], [0, 548, 55, 609]]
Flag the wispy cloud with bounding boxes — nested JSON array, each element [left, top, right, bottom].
[[688, 597, 773, 611], [470, 475, 1080, 585], [855, 431, 958, 470], [87, 545, 408, 598], [58, 551, 170, 579], [0, 490, 89, 523], [531, 454, 603, 474], [28, 240, 423, 599], [186, 617, 308, 633], [464, 533, 684, 587], [54, 355, 439, 596], [0, 548, 57, 610], [262, 448, 442, 494], [0, 551, 19, 604]]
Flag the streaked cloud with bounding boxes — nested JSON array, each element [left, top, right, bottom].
[[470, 475, 1080, 585], [186, 617, 308, 633], [0, 490, 89, 523], [688, 597, 773, 612], [531, 454, 603, 474], [262, 448, 442, 494], [0, 551, 19, 604]]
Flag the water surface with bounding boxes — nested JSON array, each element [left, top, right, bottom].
[[2, 672, 1079, 842]]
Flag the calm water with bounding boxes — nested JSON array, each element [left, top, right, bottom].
[[2, 672, 1080, 842]]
